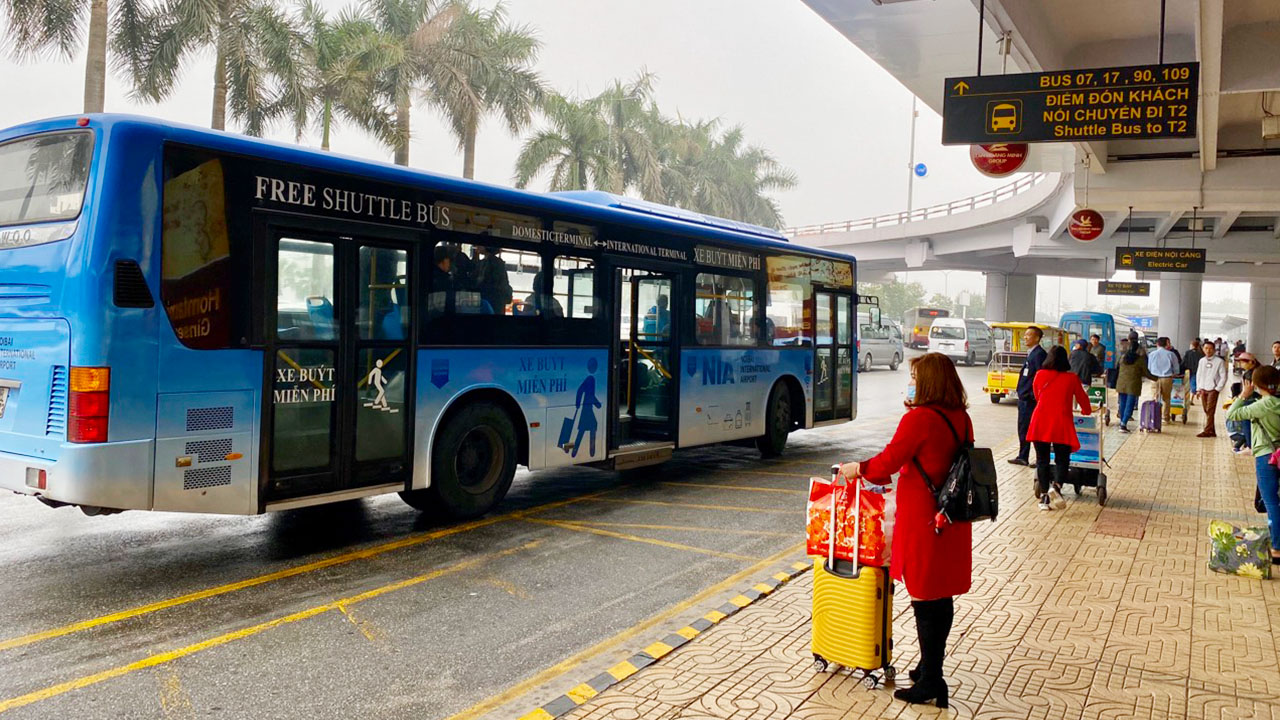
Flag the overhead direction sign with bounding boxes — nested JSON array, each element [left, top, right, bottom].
[[942, 62, 1199, 145], [1115, 247, 1207, 274], [1069, 209, 1104, 242], [1098, 281, 1151, 297]]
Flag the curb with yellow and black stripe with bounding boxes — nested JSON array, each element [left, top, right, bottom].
[[518, 557, 812, 720]]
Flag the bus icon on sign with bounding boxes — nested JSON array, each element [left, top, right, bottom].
[[987, 100, 1021, 133]]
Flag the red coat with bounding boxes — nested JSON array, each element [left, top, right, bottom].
[[1027, 370, 1093, 451], [859, 405, 972, 600]]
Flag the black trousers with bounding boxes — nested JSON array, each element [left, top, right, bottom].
[[1033, 441, 1071, 494], [1016, 400, 1036, 460]]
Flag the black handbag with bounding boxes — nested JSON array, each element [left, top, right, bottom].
[[913, 407, 999, 527]]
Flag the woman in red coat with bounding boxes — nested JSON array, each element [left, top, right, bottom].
[[1027, 345, 1092, 511], [840, 353, 971, 709]]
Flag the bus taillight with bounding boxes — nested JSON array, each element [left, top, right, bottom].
[[69, 367, 110, 443]]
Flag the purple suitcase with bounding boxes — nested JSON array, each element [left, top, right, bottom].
[[1140, 400, 1162, 433]]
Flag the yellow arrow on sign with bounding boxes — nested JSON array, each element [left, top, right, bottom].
[[953, 81, 970, 96]]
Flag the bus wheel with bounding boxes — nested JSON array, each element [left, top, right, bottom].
[[756, 383, 793, 458], [990, 394, 1002, 404], [400, 403, 516, 519]]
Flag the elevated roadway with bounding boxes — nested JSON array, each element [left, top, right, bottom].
[[792, 0, 1280, 351]]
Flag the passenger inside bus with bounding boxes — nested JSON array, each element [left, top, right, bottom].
[[520, 271, 564, 318], [474, 245, 513, 313], [642, 295, 671, 338]]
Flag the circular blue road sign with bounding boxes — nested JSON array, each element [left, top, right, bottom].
[[913, 162, 928, 178]]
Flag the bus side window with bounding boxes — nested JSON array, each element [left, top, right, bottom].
[[551, 255, 597, 320], [694, 273, 756, 346]]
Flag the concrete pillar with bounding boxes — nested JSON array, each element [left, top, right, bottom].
[[1157, 272, 1202, 347], [1249, 283, 1280, 356], [984, 272, 1008, 323], [1006, 274, 1037, 322]]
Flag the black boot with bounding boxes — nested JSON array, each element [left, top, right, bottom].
[[895, 598, 951, 709], [907, 600, 929, 682]]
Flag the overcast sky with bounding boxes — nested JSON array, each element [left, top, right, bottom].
[[0, 0, 1249, 312]]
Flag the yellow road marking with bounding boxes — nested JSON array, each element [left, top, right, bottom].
[[0, 493, 601, 655], [518, 710, 556, 720], [606, 661, 638, 681], [644, 641, 674, 659], [441, 542, 805, 720], [736, 469, 813, 478], [773, 572, 791, 582], [660, 481, 804, 495], [704, 610, 727, 623], [580, 497, 801, 514], [753, 583, 774, 594], [573, 521, 794, 538], [336, 603, 380, 643], [729, 595, 752, 607], [566, 683, 597, 704], [675, 626, 699, 640], [0, 542, 538, 715], [523, 518, 761, 562]]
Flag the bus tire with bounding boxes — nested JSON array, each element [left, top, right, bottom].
[[990, 394, 1002, 404], [400, 402, 517, 519], [756, 383, 793, 458]]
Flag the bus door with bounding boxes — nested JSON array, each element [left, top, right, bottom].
[[611, 267, 678, 447], [266, 230, 414, 503], [814, 291, 854, 423]]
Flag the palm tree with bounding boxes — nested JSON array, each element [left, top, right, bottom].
[[595, 72, 662, 197], [514, 92, 613, 192], [361, 0, 461, 166], [429, 1, 543, 179], [115, 0, 306, 135], [278, 1, 388, 150], [2, 0, 147, 113]]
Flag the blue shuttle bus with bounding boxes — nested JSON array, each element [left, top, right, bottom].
[[0, 115, 859, 518], [1059, 311, 1137, 369]]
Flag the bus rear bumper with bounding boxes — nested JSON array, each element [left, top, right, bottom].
[[0, 440, 154, 512]]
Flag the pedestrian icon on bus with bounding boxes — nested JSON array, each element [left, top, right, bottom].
[[987, 100, 1021, 134], [365, 359, 398, 413]]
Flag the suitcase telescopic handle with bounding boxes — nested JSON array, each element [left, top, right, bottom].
[[828, 464, 862, 579]]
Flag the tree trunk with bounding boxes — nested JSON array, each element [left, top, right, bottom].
[[321, 99, 332, 151], [210, 0, 230, 130], [83, 0, 108, 113], [394, 98, 410, 166], [462, 121, 477, 179]]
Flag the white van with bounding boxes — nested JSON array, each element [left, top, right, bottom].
[[857, 316, 904, 371], [928, 318, 994, 366]]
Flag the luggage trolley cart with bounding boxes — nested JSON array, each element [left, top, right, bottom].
[[1086, 377, 1111, 427], [812, 466, 896, 689], [1170, 376, 1189, 424], [1063, 405, 1108, 506]]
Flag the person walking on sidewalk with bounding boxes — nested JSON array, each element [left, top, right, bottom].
[[1148, 337, 1182, 423], [1271, 340, 1280, 370], [1227, 365, 1280, 565], [1183, 338, 1204, 396], [1009, 326, 1047, 467], [1117, 340, 1155, 433], [1197, 340, 1229, 438], [840, 353, 971, 710], [1027, 346, 1093, 511]]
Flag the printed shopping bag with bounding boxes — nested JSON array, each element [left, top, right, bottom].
[[1208, 520, 1272, 579], [805, 475, 890, 566]]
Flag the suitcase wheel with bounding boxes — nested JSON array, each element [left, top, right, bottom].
[[1073, 484, 1082, 496], [862, 673, 879, 690], [884, 665, 897, 684], [1098, 486, 1108, 506], [812, 656, 830, 673]]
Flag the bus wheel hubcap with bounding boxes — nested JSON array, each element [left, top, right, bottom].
[[456, 427, 503, 495]]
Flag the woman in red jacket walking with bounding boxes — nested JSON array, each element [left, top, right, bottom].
[[840, 353, 972, 709], [1027, 345, 1093, 511]]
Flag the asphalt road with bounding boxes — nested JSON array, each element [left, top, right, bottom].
[[0, 354, 1018, 720]]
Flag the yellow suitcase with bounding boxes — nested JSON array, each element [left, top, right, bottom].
[[811, 467, 895, 688]]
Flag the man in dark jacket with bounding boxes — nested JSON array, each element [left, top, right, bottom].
[[1009, 326, 1047, 467], [1183, 339, 1204, 394], [1069, 339, 1102, 385]]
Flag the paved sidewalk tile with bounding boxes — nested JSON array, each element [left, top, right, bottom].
[[562, 420, 1280, 720]]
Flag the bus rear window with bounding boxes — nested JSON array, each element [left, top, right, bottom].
[[0, 132, 92, 230]]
